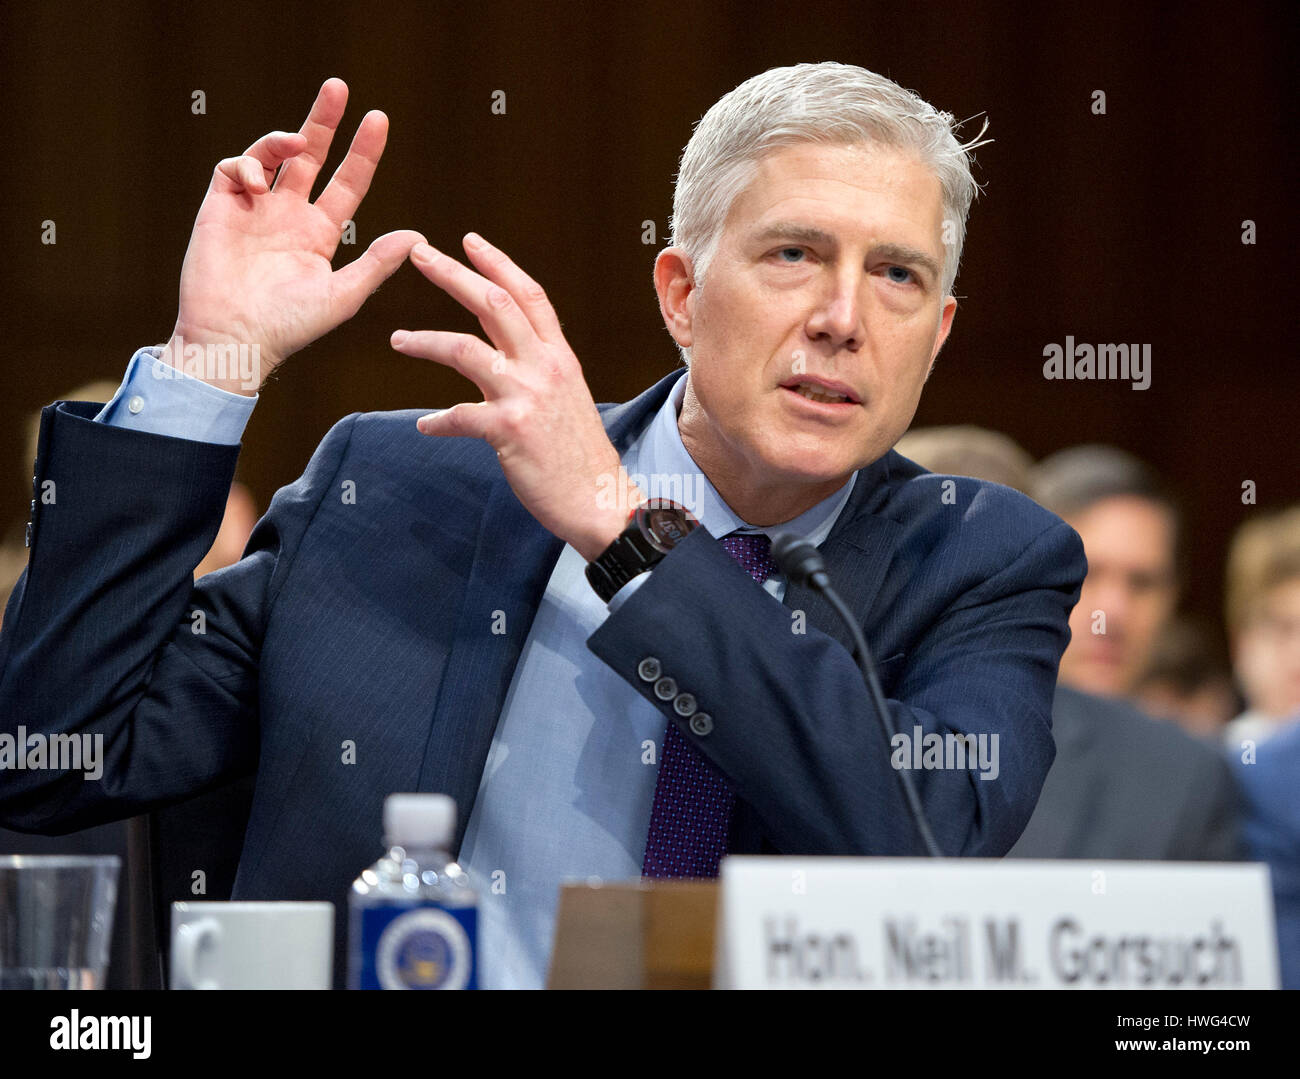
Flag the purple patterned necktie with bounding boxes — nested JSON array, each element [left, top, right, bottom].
[[641, 531, 776, 879]]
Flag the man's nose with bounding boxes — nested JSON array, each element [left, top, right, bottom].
[[1088, 578, 1132, 631], [1092, 592, 1133, 634], [805, 274, 865, 350]]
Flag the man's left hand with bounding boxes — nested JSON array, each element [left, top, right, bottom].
[[393, 234, 643, 561]]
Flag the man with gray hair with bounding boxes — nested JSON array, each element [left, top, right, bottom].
[[2, 63, 1085, 988]]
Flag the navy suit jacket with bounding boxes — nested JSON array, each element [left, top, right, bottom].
[[0, 366, 1085, 987]]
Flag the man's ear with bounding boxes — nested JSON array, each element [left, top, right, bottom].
[[654, 247, 695, 349], [925, 295, 958, 381]]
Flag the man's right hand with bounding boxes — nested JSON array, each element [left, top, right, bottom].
[[163, 77, 425, 396]]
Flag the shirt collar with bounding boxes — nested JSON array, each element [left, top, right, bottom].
[[624, 372, 857, 547]]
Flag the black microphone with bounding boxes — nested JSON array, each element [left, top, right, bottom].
[[772, 533, 943, 858]]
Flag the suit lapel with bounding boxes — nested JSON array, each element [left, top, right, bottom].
[[730, 453, 904, 855], [417, 368, 686, 855], [780, 452, 902, 653], [416, 477, 564, 855]]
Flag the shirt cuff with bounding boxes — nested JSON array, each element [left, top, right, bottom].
[[606, 570, 652, 613], [94, 347, 258, 445]]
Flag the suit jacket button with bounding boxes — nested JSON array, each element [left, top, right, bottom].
[[637, 657, 661, 682], [672, 693, 697, 717], [25, 521, 32, 548], [653, 676, 677, 701], [689, 712, 714, 737]]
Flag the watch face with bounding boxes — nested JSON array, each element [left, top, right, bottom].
[[636, 500, 700, 553]]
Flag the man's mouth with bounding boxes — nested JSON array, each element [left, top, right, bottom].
[[780, 378, 861, 406]]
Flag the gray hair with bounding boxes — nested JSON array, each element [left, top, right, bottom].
[[668, 62, 987, 361]]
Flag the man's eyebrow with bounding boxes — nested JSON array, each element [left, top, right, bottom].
[[749, 224, 943, 282], [750, 223, 836, 246]]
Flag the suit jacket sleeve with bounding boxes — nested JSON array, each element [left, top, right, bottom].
[[0, 401, 358, 834], [587, 517, 1084, 858]]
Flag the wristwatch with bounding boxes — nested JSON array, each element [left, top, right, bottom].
[[585, 499, 701, 602]]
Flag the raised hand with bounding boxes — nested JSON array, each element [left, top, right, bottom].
[[391, 234, 645, 559], [165, 78, 425, 395]]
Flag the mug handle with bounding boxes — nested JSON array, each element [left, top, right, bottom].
[[173, 918, 223, 990]]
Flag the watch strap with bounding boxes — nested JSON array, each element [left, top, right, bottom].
[[585, 518, 664, 603]]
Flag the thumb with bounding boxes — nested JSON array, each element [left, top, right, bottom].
[[330, 229, 427, 320]]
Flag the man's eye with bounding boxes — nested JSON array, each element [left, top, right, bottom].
[[885, 265, 915, 284], [1128, 573, 1166, 594], [775, 247, 805, 263]]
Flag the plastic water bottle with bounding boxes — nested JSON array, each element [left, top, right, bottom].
[[348, 793, 479, 990]]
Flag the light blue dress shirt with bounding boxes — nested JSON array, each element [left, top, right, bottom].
[[94, 347, 858, 988], [94, 347, 257, 443]]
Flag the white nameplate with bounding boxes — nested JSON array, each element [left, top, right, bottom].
[[714, 858, 1279, 989]]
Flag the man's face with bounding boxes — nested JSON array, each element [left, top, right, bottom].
[[1058, 495, 1178, 696], [660, 140, 956, 515]]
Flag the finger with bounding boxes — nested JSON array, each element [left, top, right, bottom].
[[240, 130, 308, 184], [390, 329, 508, 396], [461, 233, 566, 345], [410, 243, 537, 356], [415, 401, 493, 440], [314, 110, 388, 228], [273, 77, 349, 199], [329, 229, 428, 321], [214, 154, 274, 194]]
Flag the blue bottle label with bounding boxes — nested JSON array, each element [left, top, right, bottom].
[[356, 903, 478, 990]]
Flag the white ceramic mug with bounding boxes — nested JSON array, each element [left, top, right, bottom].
[[170, 901, 334, 990]]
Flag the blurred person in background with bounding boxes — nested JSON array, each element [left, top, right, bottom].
[[894, 425, 1034, 493], [1220, 501, 1300, 989], [193, 486, 259, 579], [902, 429, 1242, 861], [1223, 505, 1300, 751], [1132, 615, 1238, 740], [1227, 712, 1300, 989], [1031, 445, 1179, 702]]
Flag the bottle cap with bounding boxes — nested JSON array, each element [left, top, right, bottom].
[[383, 793, 456, 848]]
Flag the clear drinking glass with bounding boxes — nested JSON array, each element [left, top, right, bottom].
[[0, 855, 120, 989]]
